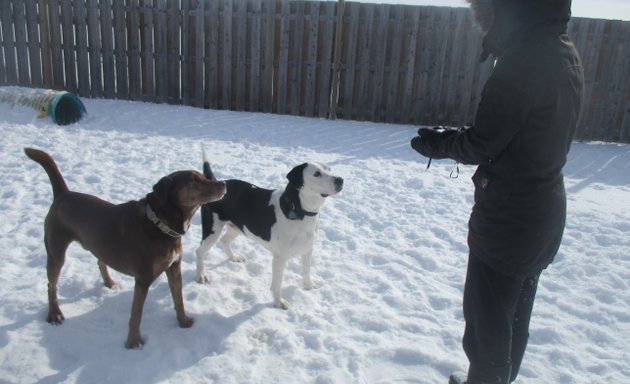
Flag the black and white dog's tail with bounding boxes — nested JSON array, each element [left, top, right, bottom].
[[201, 146, 217, 180]]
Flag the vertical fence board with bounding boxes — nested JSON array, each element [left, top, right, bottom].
[[431, 8, 450, 123], [582, 19, 605, 139], [0, 2, 10, 85], [86, 0, 103, 97], [235, 0, 247, 111], [368, 5, 389, 121], [222, 0, 233, 109], [60, 0, 76, 92], [47, 0, 65, 89], [180, 1, 191, 105], [24, 0, 42, 87], [596, 21, 621, 141], [205, 0, 218, 109], [289, 1, 305, 115], [401, 6, 420, 124], [617, 26, 630, 142], [167, 0, 181, 104], [17, 1, 35, 86], [37, 0, 53, 87], [181, 0, 190, 105], [304, 1, 319, 117], [13, 2, 30, 85], [1, 1, 17, 85], [113, 0, 128, 98], [317, 2, 335, 118], [277, 0, 290, 114], [154, 0, 167, 103], [412, 7, 431, 124], [74, 0, 90, 96], [128, 0, 142, 100], [192, 0, 204, 108], [443, 8, 466, 124], [385, 6, 404, 122], [354, 4, 374, 121], [261, 0, 275, 113], [98, 0, 112, 98], [249, 0, 262, 112], [341, 3, 359, 119], [141, 0, 156, 101]]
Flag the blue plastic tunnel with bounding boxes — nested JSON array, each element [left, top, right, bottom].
[[49, 91, 87, 125]]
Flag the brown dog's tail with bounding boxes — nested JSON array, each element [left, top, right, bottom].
[[24, 148, 69, 197]]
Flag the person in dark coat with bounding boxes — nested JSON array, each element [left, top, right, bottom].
[[410, 0, 584, 383]]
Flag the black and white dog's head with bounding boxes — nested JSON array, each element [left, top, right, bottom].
[[287, 162, 344, 198]]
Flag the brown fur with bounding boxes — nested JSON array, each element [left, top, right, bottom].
[[24, 148, 226, 349]]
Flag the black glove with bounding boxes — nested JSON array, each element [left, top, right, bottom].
[[410, 126, 456, 160]]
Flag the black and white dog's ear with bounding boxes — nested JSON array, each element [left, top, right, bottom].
[[286, 163, 308, 188]]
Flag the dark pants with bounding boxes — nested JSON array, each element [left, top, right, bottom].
[[462, 255, 540, 384]]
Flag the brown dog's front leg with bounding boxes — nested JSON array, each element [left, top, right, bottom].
[[165, 259, 194, 328], [125, 280, 150, 349], [47, 281, 65, 324]]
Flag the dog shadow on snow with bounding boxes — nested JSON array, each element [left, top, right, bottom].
[[19, 266, 267, 384]]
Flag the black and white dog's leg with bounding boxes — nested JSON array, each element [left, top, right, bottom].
[[195, 214, 225, 284], [220, 223, 246, 263], [301, 250, 320, 290], [271, 255, 289, 310]]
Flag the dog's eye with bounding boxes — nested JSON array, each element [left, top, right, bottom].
[[314, 171, 321, 177]]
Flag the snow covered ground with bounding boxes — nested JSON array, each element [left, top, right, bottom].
[[0, 99, 628, 384]]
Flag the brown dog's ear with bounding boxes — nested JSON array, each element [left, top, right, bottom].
[[152, 176, 172, 204], [286, 163, 307, 189]]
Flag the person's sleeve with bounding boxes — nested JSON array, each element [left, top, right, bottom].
[[443, 77, 528, 165]]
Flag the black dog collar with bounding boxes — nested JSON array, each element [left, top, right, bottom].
[[280, 186, 318, 220]]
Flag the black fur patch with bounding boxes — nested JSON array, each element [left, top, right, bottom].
[[200, 180, 276, 242]]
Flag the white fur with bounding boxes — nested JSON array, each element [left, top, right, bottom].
[[195, 163, 341, 309]]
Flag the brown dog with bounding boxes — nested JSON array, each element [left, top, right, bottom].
[[24, 148, 226, 348]]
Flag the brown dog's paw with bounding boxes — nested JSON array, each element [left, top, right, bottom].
[[46, 310, 65, 325], [125, 335, 145, 349], [178, 315, 194, 328]]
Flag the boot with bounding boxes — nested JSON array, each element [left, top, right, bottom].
[[467, 362, 512, 384], [449, 372, 467, 384], [449, 362, 512, 384]]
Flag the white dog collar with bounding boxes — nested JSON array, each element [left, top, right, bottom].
[[146, 204, 184, 238]]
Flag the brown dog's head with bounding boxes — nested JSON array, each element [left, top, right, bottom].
[[151, 170, 225, 209]]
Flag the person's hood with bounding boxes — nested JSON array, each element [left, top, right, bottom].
[[466, 0, 572, 61]]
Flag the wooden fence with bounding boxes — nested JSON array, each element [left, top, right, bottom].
[[1, 0, 629, 142]]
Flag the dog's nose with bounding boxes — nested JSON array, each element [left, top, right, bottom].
[[334, 177, 344, 191]]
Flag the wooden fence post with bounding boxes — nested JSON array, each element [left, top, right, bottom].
[[328, 0, 344, 120]]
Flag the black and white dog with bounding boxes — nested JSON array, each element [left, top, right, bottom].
[[196, 150, 343, 309]]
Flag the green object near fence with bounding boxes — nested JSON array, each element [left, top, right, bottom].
[[0, 87, 87, 125]]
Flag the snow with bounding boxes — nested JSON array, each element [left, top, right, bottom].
[[0, 98, 628, 384]]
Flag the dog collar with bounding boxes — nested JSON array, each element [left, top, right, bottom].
[[287, 206, 318, 220], [146, 204, 184, 238], [280, 189, 318, 220]]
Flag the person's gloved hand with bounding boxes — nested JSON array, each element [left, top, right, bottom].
[[410, 126, 455, 160]]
